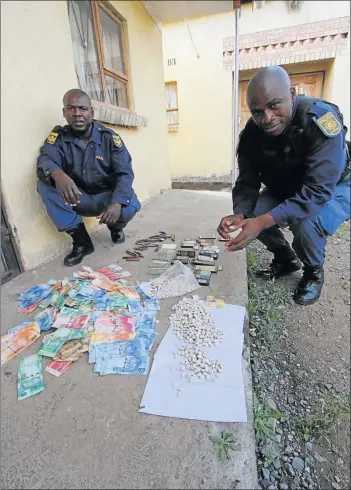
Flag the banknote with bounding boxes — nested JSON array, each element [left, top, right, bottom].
[[97, 264, 131, 281], [39, 327, 87, 357], [45, 360, 72, 377], [91, 277, 120, 292], [54, 337, 89, 360], [72, 266, 103, 280], [136, 329, 158, 353], [127, 299, 143, 315], [89, 331, 136, 346], [108, 294, 128, 311], [38, 338, 66, 358], [117, 287, 140, 301], [7, 321, 32, 334], [52, 314, 90, 330], [1, 323, 41, 365], [18, 354, 44, 401], [137, 311, 157, 331], [35, 307, 56, 331], [89, 338, 147, 365], [143, 298, 160, 312], [98, 353, 150, 376], [94, 312, 136, 335]]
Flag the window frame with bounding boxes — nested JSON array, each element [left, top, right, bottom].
[[91, 0, 130, 109], [165, 81, 179, 129]]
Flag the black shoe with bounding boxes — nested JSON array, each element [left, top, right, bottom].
[[64, 223, 94, 266], [256, 255, 302, 280], [109, 228, 125, 244], [294, 265, 324, 306]]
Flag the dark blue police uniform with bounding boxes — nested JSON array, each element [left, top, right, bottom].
[[233, 96, 350, 267], [37, 122, 141, 231]]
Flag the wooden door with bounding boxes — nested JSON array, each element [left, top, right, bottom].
[[238, 72, 324, 132], [290, 72, 324, 98]]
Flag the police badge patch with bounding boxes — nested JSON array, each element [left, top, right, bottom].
[[313, 112, 342, 137], [113, 135, 123, 148], [47, 132, 59, 144]]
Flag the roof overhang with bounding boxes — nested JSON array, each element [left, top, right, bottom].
[[141, 0, 234, 24]]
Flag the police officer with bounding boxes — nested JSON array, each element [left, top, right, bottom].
[[218, 66, 350, 306], [37, 89, 141, 266]]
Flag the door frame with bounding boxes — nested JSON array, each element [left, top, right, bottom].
[[1, 198, 24, 284]]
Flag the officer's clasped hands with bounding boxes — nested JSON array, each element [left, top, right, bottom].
[[52, 170, 82, 206]]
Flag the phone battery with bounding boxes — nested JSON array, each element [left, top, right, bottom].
[[176, 250, 195, 258]]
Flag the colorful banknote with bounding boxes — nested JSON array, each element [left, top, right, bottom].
[[137, 311, 157, 331], [52, 314, 90, 330], [1, 323, 40, 365], [98, 353, 150, 376], [17, 354, 44, 401], [94, 312, 136, 335], [45, 360, 72, 377]]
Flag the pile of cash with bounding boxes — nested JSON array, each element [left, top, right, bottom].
[[1, 264, 160, 401]]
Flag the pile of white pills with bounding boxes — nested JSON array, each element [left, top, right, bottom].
[[177, 345, 222, 381], [170, 297, 224, 382], [170, 297, 223, 347]]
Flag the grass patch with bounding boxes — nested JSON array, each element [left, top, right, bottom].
[[247, 249, 257, 271], [335, 222, 349, 239], [209, 432, 239, 460], [297, 390, 350, 445]]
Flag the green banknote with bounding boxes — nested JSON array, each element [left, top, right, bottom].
[[18, 354, 44, 401]]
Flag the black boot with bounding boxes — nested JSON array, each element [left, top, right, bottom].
[[256, 247, 302, 280], [294, 265, 324, 306], [108, 227, 125, 244], [64, 223, 94, 266]]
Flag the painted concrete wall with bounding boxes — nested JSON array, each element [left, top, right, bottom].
[[162, 0, 350, 178], [1, 0, 170, 270]]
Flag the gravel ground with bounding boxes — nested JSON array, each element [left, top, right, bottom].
[[247, 221, 350, 490]]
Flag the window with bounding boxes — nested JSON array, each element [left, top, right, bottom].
[[67, 0, 129, 109], [165, 82, 179, 132]]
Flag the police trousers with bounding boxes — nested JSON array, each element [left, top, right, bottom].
[[37, 180, 141, 232], [253, 181, 350, 266]]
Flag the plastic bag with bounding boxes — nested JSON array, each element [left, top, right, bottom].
[[139, 261, 200, 299]]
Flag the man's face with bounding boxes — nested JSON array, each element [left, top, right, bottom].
[[63, 93, 93, 133], [247, 80, 295, 137]]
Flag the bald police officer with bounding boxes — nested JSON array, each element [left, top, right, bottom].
[[218, 66, 350, 306], [37, 89, 141, 266]]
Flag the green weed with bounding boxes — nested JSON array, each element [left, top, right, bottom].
[[209, 431, 239, 460], [253, 392, 287, 444], [297, 391, 350, 444]]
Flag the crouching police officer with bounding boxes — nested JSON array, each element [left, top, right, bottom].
[[218, 66, 350, 306], [37, 89, 141, 266]]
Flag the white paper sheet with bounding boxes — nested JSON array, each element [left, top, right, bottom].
[[139, 304, 247, 422]]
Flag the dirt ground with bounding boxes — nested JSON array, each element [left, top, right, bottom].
[[248, 221, 350, 490]]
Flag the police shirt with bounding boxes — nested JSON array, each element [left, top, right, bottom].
[[37, 122, 134, 206], [233, 96, 349, 227]]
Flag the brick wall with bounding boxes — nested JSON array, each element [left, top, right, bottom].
[[223, 16, 349, 71]]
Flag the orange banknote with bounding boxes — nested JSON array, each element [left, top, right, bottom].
[[1, 322, 40, 365]]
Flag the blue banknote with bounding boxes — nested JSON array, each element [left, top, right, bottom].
[[98, 353, 150, 376]]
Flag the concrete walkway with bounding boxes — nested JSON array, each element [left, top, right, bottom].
[[1, 190, 258, 490]]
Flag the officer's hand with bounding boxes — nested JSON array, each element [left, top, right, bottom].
[[217, 214, 245, 240], [52, 171, 82, 206], [225, 217, 264, 252], [99, 203, 122, 226]]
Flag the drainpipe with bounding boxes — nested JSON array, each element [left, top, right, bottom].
[[232, 1, 241, 187]]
